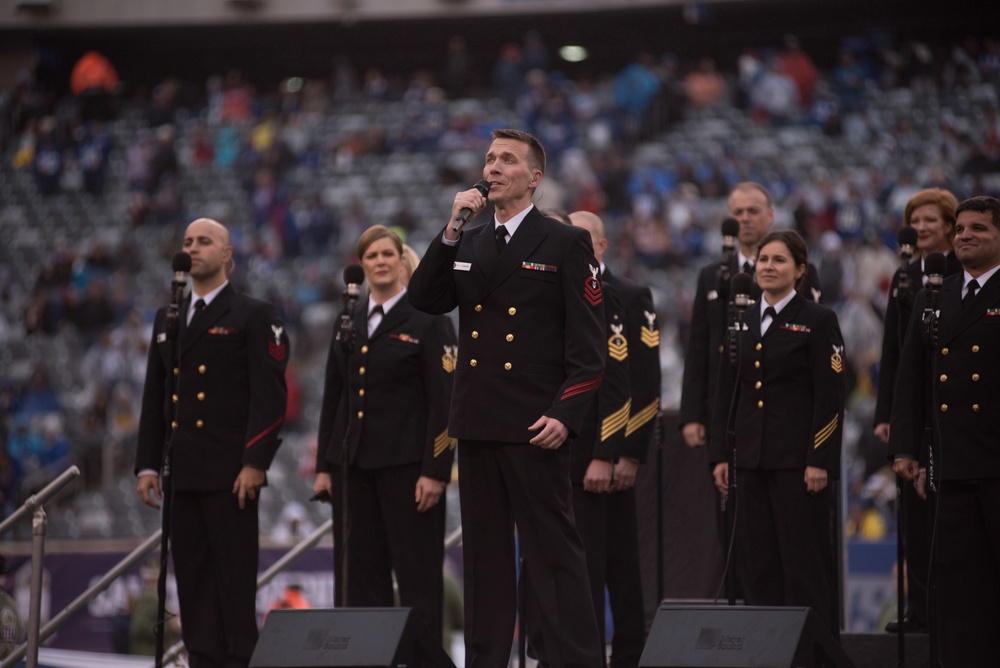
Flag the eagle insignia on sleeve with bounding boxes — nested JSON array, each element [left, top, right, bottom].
[[830, 344, 844, 374], [442, 345, 457, 373], [608, 321, 628, 361], [268, 324, 287, 362], [641, 310, 660, 348]]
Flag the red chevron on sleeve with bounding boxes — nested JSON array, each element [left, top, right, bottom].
[[561, 375, 603, 400], [245, 416, 284, 449]]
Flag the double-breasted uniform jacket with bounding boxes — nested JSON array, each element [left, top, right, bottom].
[[709, 292, 845, 474], [875, 252, 962, 427], [889, 271, 1000, 480], [569, 280, 630, 481], [602, 267, 661, 462], [407, 207, 607, 442], [135, 284, 289, 489], [681, 255, 823, 436], [315, 294, 457, 480]]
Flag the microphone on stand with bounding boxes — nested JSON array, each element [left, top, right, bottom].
[[337, 264, 365, 352], [717, 217, 739, 300], [451, 180, 491, 233], [728, 272, 755, 367], [920, 252, 947, 349], [895, 227, 918, 309], [164, 252, 192, 342]]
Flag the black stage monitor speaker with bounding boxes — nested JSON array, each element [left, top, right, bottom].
[[250, 607, 456, 668], [639, 604, 855, 668]]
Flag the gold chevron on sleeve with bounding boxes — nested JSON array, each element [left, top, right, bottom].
[[640, 327, 660, 348], [625, 398, 660, 437], [814, 415, 839, 449], [434, 429, 458, 457], [601, 399, 632, 442]]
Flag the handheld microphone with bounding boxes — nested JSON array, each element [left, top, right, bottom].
[[717, 217, 739, 298], [894, 227, 917, 307], [165, 252, 192, 342], [451, 180, 491, 233], [337, 264, 365, 351], [728, 272, 755, 367], [920, 252, 947, 349]]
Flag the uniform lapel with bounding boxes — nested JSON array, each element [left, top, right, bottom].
[[944, 272, 999, 342], [369, 297, 408, 341], [481, 215, 546, 298], [472, 223, 499, 279], [182, 285, 233, 353]]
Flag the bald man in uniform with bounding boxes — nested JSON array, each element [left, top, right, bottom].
[[136, 218, 289, 668]]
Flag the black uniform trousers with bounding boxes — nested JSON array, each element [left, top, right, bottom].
[[734, 468, 839, 639], [329, 461, 446, 644], [604, 488, 645, 668], [170, 491, 260, 668], [933, 478, 1000, 666], [459, 440, 603, 668]]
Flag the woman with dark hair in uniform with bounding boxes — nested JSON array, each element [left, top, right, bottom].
[[710, 229, 846, 636], [313, 225, 457, 644]]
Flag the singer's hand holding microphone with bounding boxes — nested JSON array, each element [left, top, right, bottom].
[[448, 180, 490, 238]]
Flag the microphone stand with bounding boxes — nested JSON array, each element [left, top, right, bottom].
[[722, 300, 747, 606], [155, 278, 187, 668], [336, 288, 358, 609], [920, 295, 942, 668]]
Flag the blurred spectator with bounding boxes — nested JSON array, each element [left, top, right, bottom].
[[749, 56, 799, 125], [75, 120, 113, 196], [684, 57, 727, 108], [779, 35, 819, 108], [270, 502, 316, 545], [441, 36, 476, 98], [492, 43, 523, 106], [33, 116, 64, 196], [613, 53, 661, 141], [70, 51, 118, 123]]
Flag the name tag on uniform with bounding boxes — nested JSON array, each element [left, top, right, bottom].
[[156, 332, 167, 343], [707, 290, 719, 301], [453, 262, 472, 271]]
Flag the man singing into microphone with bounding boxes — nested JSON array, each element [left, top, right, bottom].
[[135, 217, 289, 668], [408, 128, 607, 668], [890, 195, 1000, 665]]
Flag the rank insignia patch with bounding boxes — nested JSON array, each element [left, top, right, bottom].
[[608, 322, 628, 361], [641, 310, 659, 348], [584, 264, 603, 306], [269, 324, 287, 362], [830, 344, 844, 373], [442, 345, 457, 373]]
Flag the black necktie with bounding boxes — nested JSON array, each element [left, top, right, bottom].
[[963, 279, 980, 309], [762, 305, 776, 333], [368, 304, 384, 335], [743, 261, 753, 275], [496, 225, 508, 253], [190, 298, 205, 326]]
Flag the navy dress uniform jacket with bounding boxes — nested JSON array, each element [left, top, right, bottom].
[[709, 292, 845, 474], [407, 208, 607, 441], [889, 272, 1000, 479], [135, 284, 289, 489], [315, 294, 457, 480]]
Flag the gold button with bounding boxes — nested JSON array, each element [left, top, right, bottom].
[[757, 400, 764, 408], [755, 343, 762, 351], [506, 334, 514, 342], [472, 331, 479, 339], [198, 365, 206, 374], [504, 362, 512, 371], [358, 389, 365, 397], [754, 361, 761, 369], [173, 367, 179, 376], [755, 381, 762, 389], [718, 345, 724, 353], [940, 374, 948, 382], [942, 348, 949, 356], [470, 359, 478, 367], [941, 404, 948, 412], [361, 345, 368, 354], [474, 304, 483, 312], [172, 394, 178, 403], [972, 345, 980, 353], [171, 421, 178, 428], [196, 420, 204, 428], [197, 392, 205, 401], [357, 411, 364, 419], [359, 366, 366, 375], [508, 307, 517, 316], [973, 404, 980, 412], [973, 374, 980, 382]]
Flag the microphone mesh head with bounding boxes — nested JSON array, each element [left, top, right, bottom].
[[897, 226, 918, 247], [172, 252, 192, 273], [343, 264, 365, 286], [924, 252, 947, 276], [731, 271, 754, 297], [721, 217, 739, 238], [473, 180, 490, 197]]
